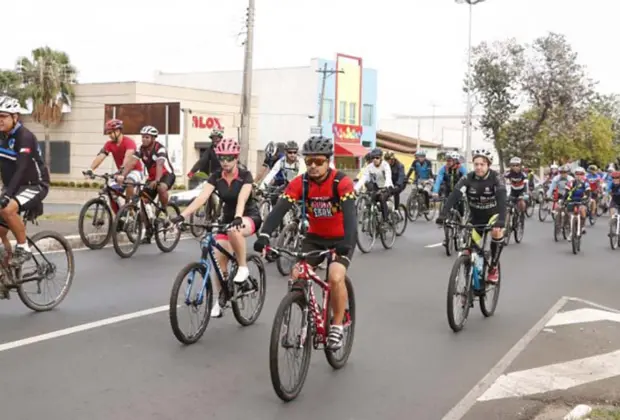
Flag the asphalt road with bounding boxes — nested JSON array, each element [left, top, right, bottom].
[[45, 203, 82, 214], [0, 213, 618, 420]]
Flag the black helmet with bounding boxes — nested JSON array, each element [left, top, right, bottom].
[[302, 136, 333, 156], [364, 152, 372, 163], [369, 148, 383, 158], [285, 140, 299, 151]]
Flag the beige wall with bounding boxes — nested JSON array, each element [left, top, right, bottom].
[[22, 81, 260, 183]]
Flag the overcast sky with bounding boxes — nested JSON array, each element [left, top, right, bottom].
[[3, 0, 616, 119]]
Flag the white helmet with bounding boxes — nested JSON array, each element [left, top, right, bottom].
[[0, 96, 21, 114], [574, 166, 585, 174], [472, 148, 493, 164], [140, 125, 159, 136], [447, 151, 460, 160], [550, 164, 559, 170], [509, 157, 522, 165]]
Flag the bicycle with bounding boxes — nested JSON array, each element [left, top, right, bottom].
[[445, 221, 501, 332], [275, 200, 307, 276], [78, 172, 125, 249], [169, 222, 266, 345], [257, 184, 286, 238], [189, 189, 221, 238], [355, 190, 396, 252], [443, 207, 466, 257], [406, 180, 435, 222], [0, 208, 75, 311], [265, 245, 355, 402], [608, 211, 620, 250], [552, 200, 569, 242], [567, 202, 584, 255], [503, 197, 525, 245], [111, 182, 182, 258]]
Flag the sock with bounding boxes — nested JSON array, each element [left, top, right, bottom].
[[490, 237, 503, 267], [16, 243, 30, 252]]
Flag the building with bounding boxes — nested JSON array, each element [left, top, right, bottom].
[[376, 131, 442, 172], [154, 54, 377, 169], [21, 82, 259, 182]]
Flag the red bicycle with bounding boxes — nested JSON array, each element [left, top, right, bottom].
[[265, 245, 355, 402]]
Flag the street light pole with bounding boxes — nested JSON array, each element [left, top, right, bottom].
[[316, 64, 344, 135], [239, 0, 255, 166]]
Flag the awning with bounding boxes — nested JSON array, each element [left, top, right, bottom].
[[335, 141, 368, 157]]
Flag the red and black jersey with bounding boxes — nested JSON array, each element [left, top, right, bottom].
[[282, 169, 355, 239], [134, 141, 173, 180]]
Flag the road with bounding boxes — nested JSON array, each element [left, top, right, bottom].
[[45, 203, 82, 214], [0, 214, 618, 420]]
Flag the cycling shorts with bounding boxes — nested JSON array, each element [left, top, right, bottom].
[[300, 234, 354, 269]]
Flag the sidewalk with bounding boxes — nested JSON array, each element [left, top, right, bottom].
[[447, 298, 620, 420]]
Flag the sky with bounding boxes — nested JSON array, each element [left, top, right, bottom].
[[4, 0, 618, 121]]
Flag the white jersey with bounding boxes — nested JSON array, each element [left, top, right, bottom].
[[261, 156, 307, 187], [354, 161, 393, 193]]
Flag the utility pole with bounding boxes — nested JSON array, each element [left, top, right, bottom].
[[239, 0, 255, 166], [315, 64, 344, 135]]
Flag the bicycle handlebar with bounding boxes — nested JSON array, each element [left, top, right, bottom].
[[264, 245, 331, 260]]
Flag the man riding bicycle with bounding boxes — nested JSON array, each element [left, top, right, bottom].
[[585, 164, 602, 217], [0, 96, 50, 266], [259, 141, 306, 194], [432, 151, 467, 214], [406, 150, 434, 211], [255, 141, 286, 183], [354, 148, 394, 226], [504, 156, 529, 216], [563, 167, 590, 236], [384, 151, 405, 207]]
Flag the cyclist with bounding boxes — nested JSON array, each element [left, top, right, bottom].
[[547, 165, 574, 202], [607, 171, 620, 220], [86, 118, 143, 204], [384, 151, 406, 207], [432, 151, 467, 211], [187, 128, 223, 179], [132, 125, 176, 244], [259, 141, 306, 192], [253, 135, 356, 350], [354, 148, 394, 225], [436, 149, 507, 283], [0, 96, 50, 266], [585, 164, 602, 217], [406, 150, 434, 211], [172, 138, 261, 318], [255, 141, 286, 183], [563, 167, 590, 235], [545, 164, 559, 184], [504, 157, 529, 215]]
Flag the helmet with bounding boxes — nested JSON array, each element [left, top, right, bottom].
[[105, 119, 123, 133], [550, 164, 559, 170], [472, 148, 493, 164], [364, 152, 372, 163], [559, 165, 569, 172], [275, 142, 286, 153], [509, 157, 522, 165], [447, 151, 460, 160], [575, 167, 586, 174], [210, 129, 224, 139], [415, 150, 426, 157], [140, 125, 158, 137], [384, 151, 395, 160], [612, 171, 620, 179], [265, 141, 276, 157], [369, 148, 383, 158], [302, 136, 333, 156], [587, 164, 597, 172], [0, 96, 21, 114], [214, 138, 240, 155], [285, 141, 299, 151]]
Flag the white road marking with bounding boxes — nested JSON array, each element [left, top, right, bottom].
[[478, 349, 620, 401], [425, 243, 443, 248], [546, 308, 620, 327], [0, 305, 169, 353]]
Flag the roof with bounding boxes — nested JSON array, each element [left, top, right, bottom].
[[376, 130, 440, 149]]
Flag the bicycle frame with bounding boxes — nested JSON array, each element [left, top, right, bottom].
[[295, 259, 331, 344], [457, 224, 492, 292]]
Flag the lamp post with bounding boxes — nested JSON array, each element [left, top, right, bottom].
[[455, 0, 486, 168]]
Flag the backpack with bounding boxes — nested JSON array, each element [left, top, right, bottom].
[[301, 170, 347, 219]]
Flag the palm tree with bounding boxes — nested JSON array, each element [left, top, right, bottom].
[[16, 47, 77, 169], [0, 70, 24, 100]]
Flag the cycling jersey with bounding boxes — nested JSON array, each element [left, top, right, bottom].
[[101, 136, 144, 172], [190, 146, 220, 175], [407, 159, 433, 181], [585, 173, 601, 191], [389, 161, 406, 188], [610, 183, 620, 206], [564, 179, 590, 202], [261, 157, 306, 187], [134, 141, 174, 180], [354, 161, 393, 192], [433, 164, 467, 194], [0, 123, 50, 197], [504, 170, 528, 191], [547, 174, 574, 198], [207, 167, 259, 223], [443, 170, 507, 225]]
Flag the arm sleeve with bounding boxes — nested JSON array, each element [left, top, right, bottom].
[[383, 162, 394, 188], [262, 156, 271, 168], [495, 174, 508, 225], [261, 158, 283, 187], [5, 133, 37, 197], [440, 176, 467, 218], [432, 166, 445, 193], [405, 163, 414, 181], [547, 176, 557, 196], [260, 177, 300, 236], [337, 177, 357, 249]]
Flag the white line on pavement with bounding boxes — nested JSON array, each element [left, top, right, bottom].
[[546, 308, 620, 327], [425, 243, 443, 248], [0, 305, 169, 353]]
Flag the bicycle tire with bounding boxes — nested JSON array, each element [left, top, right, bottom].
[[424, 197, 435, 221], [553, 215, 560, 242], [189, 205, 207, 237], [169, 262, 212, 345], [276, 222, 299, 276], [571, 218, 580, 255], [269, 290, 312, 402], [356, 196, 375, 253], [324, 276, 356, 369], [394, 204, 408, 236], [232, 254, 267, 326], [406, 191, 419, 222], [444, 225, 454, 256], [154, 203, 182, 253], [78, 197, 113, 250], [380, 221, 396, 249], [610, 220, 618, 250], [480, 262, 501, 317], [514, 212, 524, 243], [538, 201, 548, 222], [17, 230, 75, 312], [446, 254, 472, 333], [112, 202, 143, 258], [525, 201, 534, 218]]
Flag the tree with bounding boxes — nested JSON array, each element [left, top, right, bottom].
[[16, 47, 77, 168], [574, 110, 617, 167], [465, 39, 524, 172], [0, 70, 23, 100], [500, 110, 541, 167]]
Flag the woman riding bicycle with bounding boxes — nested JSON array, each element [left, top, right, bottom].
[[172, 138, 262, 317]]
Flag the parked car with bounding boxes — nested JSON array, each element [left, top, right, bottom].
[[170, 181, 206, 207]]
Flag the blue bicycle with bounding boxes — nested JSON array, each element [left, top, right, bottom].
[[169, 222, 266, 344]]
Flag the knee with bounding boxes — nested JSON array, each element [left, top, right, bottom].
[[328, 263, 347, 285], [157, 184, 168, 194]]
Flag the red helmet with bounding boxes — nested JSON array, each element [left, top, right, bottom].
[[214, 138, 240, 155], [105, 119, 123, 133], [612, 171, 620, 179]]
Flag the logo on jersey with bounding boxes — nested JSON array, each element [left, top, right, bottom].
[[308, 197, 338, 218], [8, 138, 14, 149]]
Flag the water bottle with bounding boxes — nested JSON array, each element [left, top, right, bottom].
[[474, 252, 484, 279], [144, 203, 155, 221]]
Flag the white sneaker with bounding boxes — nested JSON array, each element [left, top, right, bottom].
[[233, 266, 250, 284], [210, 301, 223, 318]]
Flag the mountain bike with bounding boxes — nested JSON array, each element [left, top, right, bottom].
[[265, 245, 355, 402], [78, 172, 125, 249], [608, 212, 620, 250], [0, 207, 75, 311], [111, 182, 182, 258], [257, 184, 286, 238], [169, 222, 266, 345], [553, 200, 569, 242], [406, 180, 435, 222], [445, 220, 501, 333], [567, 202, 584, 255], [275, 200, 307, 276], [503, 197, 525, 245], [443, 207, 466, 257], [189, 190, 221, 238], [355, 190, 396, 252]]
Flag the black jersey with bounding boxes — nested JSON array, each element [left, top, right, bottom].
[[0, 123, 50, 197], [443, 170, 507, 225], [207, 167, 259, 222]]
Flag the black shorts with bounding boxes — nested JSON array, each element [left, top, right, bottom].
[[222, 212, 262, 234], [145, 173, 176, 200], [509, 189, 526, 200], [300, 234, 354, 269], [13, 184, 48, 215]]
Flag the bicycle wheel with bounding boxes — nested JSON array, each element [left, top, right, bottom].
[[232, 254, 267, 326], [446, 254, 472, 333], [169, 262, 213, 345], [269, 291, 313, 402], [154, 203, 182, 253], [380, 219, 397, 249], [553, 215, 560, 242], [189, 205, 208, 238], [480, 262, 501, 317], [444, 224, 454, 256], [609, 219, 618, 250], [356, 197, 376, 253], [514, 212, 525, 243], [394, 204, 408, 236], [406, 191, 419, 222], [424, 196, 436, 221], [112, 202, 143, 258], [276, 222, 299, 276], [538, 200, 549, 222], [571, 218, 581, 255], [324, 276, 355, 369], [16, 231, 75, 312], [525, 200, 534, 218], [78, 197, 113, 250]]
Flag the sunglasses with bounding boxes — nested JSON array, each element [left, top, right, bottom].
[[287, 150, 298, 154], [373, 156, 381, 160], [217, 155, 237, 162], [304, 156, 329, 166]]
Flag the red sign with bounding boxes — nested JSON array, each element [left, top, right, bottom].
[[192, 116, 222, 130], [332, 123, 363, 142]]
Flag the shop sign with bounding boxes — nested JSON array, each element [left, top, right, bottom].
[[192, 116, 223, 130]]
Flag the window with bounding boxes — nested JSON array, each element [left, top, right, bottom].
[[338, 101, 347, 123], [321, 99, 334, 123], [362, 104, 374, 126], [348, 102, 357, 125]]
